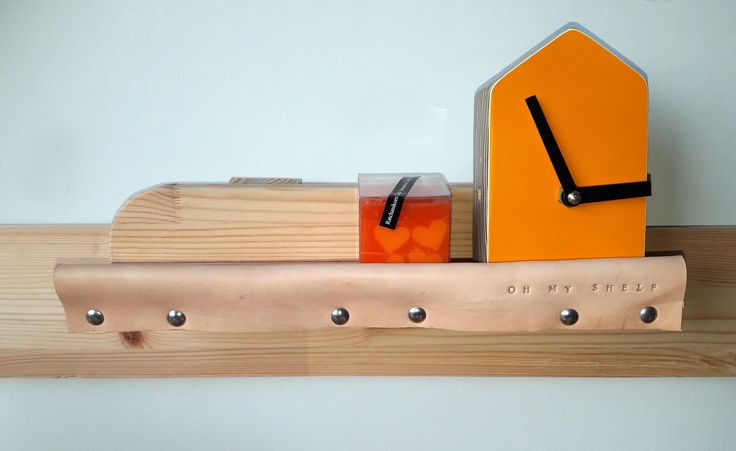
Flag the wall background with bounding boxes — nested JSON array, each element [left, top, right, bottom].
[[1, 1, 734, 450], [1, 0, 735, 225]]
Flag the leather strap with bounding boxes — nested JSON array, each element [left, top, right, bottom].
[[54, 256, 686, 333]]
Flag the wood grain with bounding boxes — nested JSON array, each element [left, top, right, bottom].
[[229, 177, 303, 184], [646, 227, 736, 288], [1, 225, 735, 377], [111, 183, 472, 262]]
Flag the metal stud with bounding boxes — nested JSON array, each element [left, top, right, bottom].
[[566, 191, 582, 206], [640, 306, 658, 324], [560, 308, 579, 326], [408, 306, 427, 323], [85, 309, 104, 326], [166, 310, 186, 327], [331, 307, 349, 325]]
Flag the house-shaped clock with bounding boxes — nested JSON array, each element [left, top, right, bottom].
[[473, 22, 651, 263]]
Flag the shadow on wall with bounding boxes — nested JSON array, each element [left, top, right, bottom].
[[648, 87, 686, 225]]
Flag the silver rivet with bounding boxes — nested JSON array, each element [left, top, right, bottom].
[[566, 191, 582, 205], [640, 306, 658, 324], [331, 307, 349, 325], [408, 307, 426, 323], [167, 310, 186, 327], [85, 309, 104, 326], [560, 308, 579, 326]]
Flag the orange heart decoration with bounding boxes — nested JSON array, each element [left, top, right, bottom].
[[408, 248, 444, 263], [374, 226, 410, 254], [412, 220, 448, 251]]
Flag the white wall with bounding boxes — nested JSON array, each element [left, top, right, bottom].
[[1, 0, 735, 225], [1, 377, 735, 451], [1, 1, 735, 450]]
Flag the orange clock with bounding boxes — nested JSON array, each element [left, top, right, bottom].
[[473, 23, 651, 262]]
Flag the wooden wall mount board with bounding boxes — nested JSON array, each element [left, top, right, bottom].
[[644, 226, 736, 288], [0, 225, 734, 377], [54, 256, 686, 333]]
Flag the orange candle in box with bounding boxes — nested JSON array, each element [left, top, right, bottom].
[[359, 174, 451, 263]]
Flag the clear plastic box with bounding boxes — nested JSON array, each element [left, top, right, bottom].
[[359, 173, 451, 263]]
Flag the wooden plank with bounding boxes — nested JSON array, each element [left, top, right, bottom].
[[229, 177, 303, 184], [1, 225, 735, 377], [110, 183, 472, 262], [0, 226, 110, 335], [111, 184, 360, 261], [646, 227, 736, 287]]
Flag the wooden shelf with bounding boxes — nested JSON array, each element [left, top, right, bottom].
[[0, 182, 734, 377]]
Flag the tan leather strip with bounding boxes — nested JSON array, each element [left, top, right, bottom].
[[54, 256, 686, 333]]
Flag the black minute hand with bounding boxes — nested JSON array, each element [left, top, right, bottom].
[[525, 95, 652, 207]]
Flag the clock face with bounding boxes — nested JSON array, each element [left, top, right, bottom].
[[475, 24, 650, 262]]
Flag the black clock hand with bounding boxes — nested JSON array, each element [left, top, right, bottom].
[[525, 95, 577, 194], [525, 94, 652, 207], [576, 175, 652, 205]]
